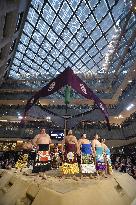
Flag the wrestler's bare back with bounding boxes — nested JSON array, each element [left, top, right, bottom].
[[93, 139, 102, 147], [102, 143, 108, 151], [65, 134, 77, 144], [81, 138, 90, 144]]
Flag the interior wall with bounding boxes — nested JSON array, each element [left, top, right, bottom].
[[106, 136, 136, 148]]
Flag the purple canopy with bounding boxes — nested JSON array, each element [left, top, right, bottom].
[[24, 67, 110, 129]]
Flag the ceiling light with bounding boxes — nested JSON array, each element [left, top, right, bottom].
[[118, 115, 123, 118], [18, 116, 23, 120], [126, 103, 134, 111], [123, 71, 127, 74], [114, 116, 118, 119], [46, 116, 51, 121], [128, 80, 132, 83]]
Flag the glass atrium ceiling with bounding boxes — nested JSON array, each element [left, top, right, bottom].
[[9, 0, 136, 92]]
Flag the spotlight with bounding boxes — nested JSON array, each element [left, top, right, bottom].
[[18, 116, 23, 120], [126, 103, 134, 111]]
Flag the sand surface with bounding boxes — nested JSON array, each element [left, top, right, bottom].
[[0, 169, 136, 205], [0, 168, 112, 193]]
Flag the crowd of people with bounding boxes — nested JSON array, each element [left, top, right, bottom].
[[0, 128, 135, 179], [111, 144, 136, 179], [112, 157, 136, 179]]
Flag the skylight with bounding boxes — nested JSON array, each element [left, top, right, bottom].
[[9, 0, 136, 94]]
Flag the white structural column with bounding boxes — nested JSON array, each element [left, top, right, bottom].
[[0, 0, 29, 84]]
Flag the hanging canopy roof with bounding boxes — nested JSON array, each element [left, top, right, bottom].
[[24, 67, 110, 129]]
